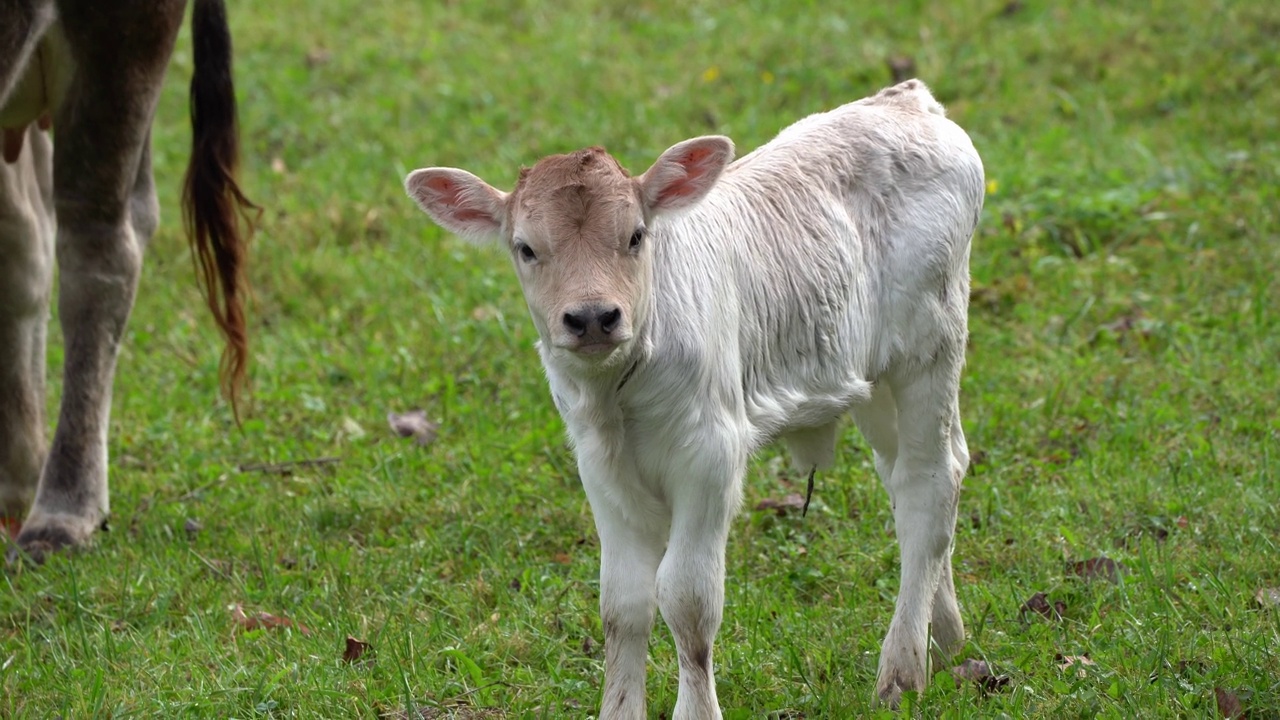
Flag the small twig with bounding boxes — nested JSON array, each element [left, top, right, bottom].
[[167, 476, 225, 504], [446, 679, 515, 703], [238, 457, 340, 475]]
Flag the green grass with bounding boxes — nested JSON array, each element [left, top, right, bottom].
[[4, 0, 1279, 716]]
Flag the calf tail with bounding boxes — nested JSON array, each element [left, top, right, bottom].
[[181, 0, 258, 421]]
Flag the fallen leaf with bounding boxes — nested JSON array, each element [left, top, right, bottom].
[[343, 636, 372, 664], [228, 603, 312, 636], [1000, 0, 1024, 16], [183, 517, 203, 538], [1215, 687, 1245, 719], [1020, 591, 1065, 622], [1068, 556, 1126, 584], [1056, 654, 1096, 677], [471, 304, 501, 322], [1, 516, 20, 540], [1255, 587, 1280, 609], [340, 416, 367, 441], [950, 658, 1011, 694], [754, 493, 806, 515], [552, 552, 572, 564], [305, 47, 333, 68], [387, 410, 440, 447]]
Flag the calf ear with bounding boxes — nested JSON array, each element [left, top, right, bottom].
[[638, 136, 735, 214], [405, 167, 508, 243]]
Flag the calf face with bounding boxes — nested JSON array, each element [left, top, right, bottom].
[[405, 137, 733, 370]]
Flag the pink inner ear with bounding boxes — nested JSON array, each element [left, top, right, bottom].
[[656, 150, 715, 204], [454, 208, 489, 222], [657, 179, 697, 205], [426, 176, 459, 198]]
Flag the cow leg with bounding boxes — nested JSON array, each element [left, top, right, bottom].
[[0, 0, 54, 107], [15, 0, 186, 559], [656, 437, 742, 720], [0, 126, 54, 536], [873, 354, 965, 705]]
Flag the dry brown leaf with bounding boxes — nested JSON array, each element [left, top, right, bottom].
[[1068, 556, 1126, 584], [1020, 591, 1065, 622], [1, 516, 20, 540], [305, 48, 332, 68], [1056, 654, 1096, 677], [951, 658, 1011, 694], [343, 636, 372, 664], [228, 603, 312, 636], [754, 493, 806, 515], [1254, 587, 1280, 609], [1215, 687, 1245, 719], [388, 410, 440, 447], [552, 552, 572, 565]]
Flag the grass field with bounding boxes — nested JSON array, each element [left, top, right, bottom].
[[3, 0, 1279, 717]]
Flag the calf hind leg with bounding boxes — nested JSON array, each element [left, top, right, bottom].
[[928, 400, 969, 664], [873, 357, 965, 706]]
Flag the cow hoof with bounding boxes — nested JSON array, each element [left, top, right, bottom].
[[10, 522, 86, 565]]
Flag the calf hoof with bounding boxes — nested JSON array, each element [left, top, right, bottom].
[[874, 671, 922, 709], [874, 658, 928, 708]]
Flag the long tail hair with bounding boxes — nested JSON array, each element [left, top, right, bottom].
[[181, 0, 258, 420]]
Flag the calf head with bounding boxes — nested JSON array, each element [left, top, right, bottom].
[[405, 136, 734, 370]]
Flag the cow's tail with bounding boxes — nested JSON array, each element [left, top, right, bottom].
[[182, 0, 257, 421]]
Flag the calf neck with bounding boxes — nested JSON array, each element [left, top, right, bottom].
[[406, 79, 985, 716]]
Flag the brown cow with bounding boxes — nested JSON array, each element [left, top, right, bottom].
[[0, 0, 253, 562]]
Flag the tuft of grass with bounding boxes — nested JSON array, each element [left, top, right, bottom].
[[3, 0, 1278, 717]]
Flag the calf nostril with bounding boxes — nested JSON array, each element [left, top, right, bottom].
[[599, 308, 622, 334], [563, 311, 588, 337]]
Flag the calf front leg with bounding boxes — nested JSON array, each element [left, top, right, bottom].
[[656, 437, 743, 720], [579, 445, 668, 720], [0, 126, 54, 535]]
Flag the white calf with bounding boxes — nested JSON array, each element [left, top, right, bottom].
[[405, 79, 984, 716]]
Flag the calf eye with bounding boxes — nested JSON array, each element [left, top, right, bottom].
[[629, 228, 645, 251], [515, 241, 537, 263]]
